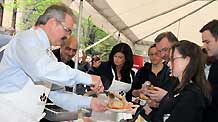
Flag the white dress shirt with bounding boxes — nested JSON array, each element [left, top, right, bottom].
[[0, 28, 92, 111]]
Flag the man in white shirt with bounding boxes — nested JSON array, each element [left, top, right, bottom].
[[0, 33, 11, 61], [0, 4, 105, 122]]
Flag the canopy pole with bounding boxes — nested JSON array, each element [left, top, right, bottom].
[[73, 0, 84, 93], [117, 32, 121, 43], [75, 0, 84, 69], [84, 34, 111, 51]]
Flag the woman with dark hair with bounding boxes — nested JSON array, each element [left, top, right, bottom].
[[137, 40, 211, 122], [90, 43, 135, 101]]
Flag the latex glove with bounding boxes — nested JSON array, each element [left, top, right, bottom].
[[90, 98, 107, 112], [90, 75, 104, 93]]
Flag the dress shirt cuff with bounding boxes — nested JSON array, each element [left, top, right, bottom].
[[49, 91, 92, 112]]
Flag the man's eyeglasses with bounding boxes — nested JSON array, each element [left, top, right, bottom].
[[56, 20, 72, 34], [159, 47, 170, 53], [65, 47, 77, 52]]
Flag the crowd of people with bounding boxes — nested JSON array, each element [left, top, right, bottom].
[[0, 3, 218, 122]]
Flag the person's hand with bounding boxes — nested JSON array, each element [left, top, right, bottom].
[[147, 99, 159, 108], [140, 85, 149, 95], [143, 104, 152, 115], [90, 75, 104, 93], [81, 50, 87, 63], [132, 89, 141, 97], [90, 98, 107, 112], [92, 60, 101, 68], [146, 87, 168, 102]]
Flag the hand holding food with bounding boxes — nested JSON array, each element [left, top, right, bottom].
[[147, 85, 157, 91], [147, 86, 168, 102], [139, 93, 149, 100]]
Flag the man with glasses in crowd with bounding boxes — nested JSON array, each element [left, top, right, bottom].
[[155, 32, 178, 62], [200, 19, 218, 122], [145, 32, 179, 101], [0, 4, 105, 122]]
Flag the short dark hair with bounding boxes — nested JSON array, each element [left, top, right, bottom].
[[148, 44, 156, 53], [200, 19, 218, 41], [154, 32, 178, 44]]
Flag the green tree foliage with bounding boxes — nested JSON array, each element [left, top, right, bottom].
[[4, 0, 61, 29], [78, 16, 117, 61], [4, 0, 117, 61]]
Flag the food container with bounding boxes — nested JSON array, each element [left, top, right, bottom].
[[44, 104, 78, 121]]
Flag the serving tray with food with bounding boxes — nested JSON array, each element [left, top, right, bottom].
[[106, 92, 138, 113]]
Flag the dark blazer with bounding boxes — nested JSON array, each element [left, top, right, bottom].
[[204, 61, 218, 122], [139, 83, 208, 122]]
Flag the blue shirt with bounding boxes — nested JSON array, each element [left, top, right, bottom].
[[0, 28, 92, 111]]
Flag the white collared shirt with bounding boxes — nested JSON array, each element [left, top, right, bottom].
[[0, 28, 92, 111]]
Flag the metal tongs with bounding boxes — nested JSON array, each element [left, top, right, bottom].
[[103, 90, 115, 99], [103, 90, 123, 100]]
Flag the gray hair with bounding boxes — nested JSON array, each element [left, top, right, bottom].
[[35, 3, 76, 26]]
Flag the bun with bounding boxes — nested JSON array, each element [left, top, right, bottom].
[[139, 93, 149, 100], [108, 100, 124, 109], [147, 85, 156, 91]]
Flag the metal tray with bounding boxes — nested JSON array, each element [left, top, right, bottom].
[[44, 104, 78, 121]]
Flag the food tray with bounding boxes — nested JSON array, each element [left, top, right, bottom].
[[44, 104, 78, 121]]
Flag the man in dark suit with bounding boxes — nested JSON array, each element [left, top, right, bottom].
[[200, 19, 218, 122]]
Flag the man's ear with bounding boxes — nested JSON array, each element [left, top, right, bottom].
[[47, 18, 58, 26]]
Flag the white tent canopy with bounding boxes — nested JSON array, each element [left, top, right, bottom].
[[70, 0, 218, 55]]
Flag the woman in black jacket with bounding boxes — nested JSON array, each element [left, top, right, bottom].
[[137, 40, 211, 122], [88, 43, 135, 102]]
